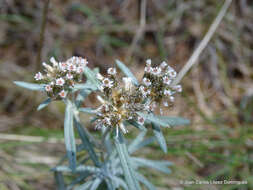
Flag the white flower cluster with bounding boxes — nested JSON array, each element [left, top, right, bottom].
[[34, 56, 88, 99], [140, 59, 182, 107], [95, 68, 145, 135], [93, 60, 182, 134]]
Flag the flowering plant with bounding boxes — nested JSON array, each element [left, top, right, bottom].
[[15, 57, 189, 190]]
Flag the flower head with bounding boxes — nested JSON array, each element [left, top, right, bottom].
[[45, 84, 52, 92], [107, 67, 117, 75], [163, 76, 171, 85], [152, 67, 162, 75], [137, 116, 145, 125], [56, 78, 65, 86], [102, 78, 114, 88], [34, 72, 43, 80], [140, 59, 182, 107], [87, 59, 182, 134], [34, 56, 88, 99], [143, 78, 151, 86], [59, 90, 67, 98]]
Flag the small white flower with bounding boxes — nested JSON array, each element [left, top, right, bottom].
[[149, 102, 156, 111], [146, 59, 152, 66], [172, 85, 182, 92], [56, 78, 65, 86], [76, 66, 84, 74], [144, 66, 152, 73], [102, 78, 114, 88], [59, 62, 68, 71], [45, 84, 52, 92], [167, 69, 177, 78], [50, 57, 58, 67], [123, 77, 133, 91], [103, 117, 111, 125], [163, 76, 171, 85], [164, 89, 172, 96], [160, 61, 167, 69], [140, 86, 151, 97], [107, 67, 117, 75], [96, 73, 104, 80], [50, 81, 54, 85], [80, 58, 88, 66], [137, 116, 145, 125], [59, 90, 67, 98], [66, 73, 73, 79], [169, 96, 175, 102], [143, 77, 151, 86], [67, 64, 76, 72], [152, 67, 162, 75], [34, 72, 43, 80], [163, 101, 169, 107]]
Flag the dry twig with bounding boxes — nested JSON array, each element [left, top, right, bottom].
[[172, 0, 233, 85]]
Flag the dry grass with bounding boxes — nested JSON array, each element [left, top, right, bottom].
[[0, 0, 253, 189]]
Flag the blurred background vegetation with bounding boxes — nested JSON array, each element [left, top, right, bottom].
[[0, 0, 253, 189]]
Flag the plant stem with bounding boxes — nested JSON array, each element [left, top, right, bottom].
[[114, 131, 141, 190], [36, 0, 50, 71]]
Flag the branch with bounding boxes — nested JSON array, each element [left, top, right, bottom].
[[172, 0, 233, 85]]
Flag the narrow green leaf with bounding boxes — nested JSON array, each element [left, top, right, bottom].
[[54, 171, 65, 190], [79, 107, 96, 114], [129, 137, 156, 154], [74, 82, 97, 91], [37, 98, 51, 111], [14, 81, 45, 91], [64, 100, 76, 171], [125, 120, 146, 131], [128, 130, 147, 153], [114, 131, 141, 190], [67, 173, 91, 190], [90, 178, 102, 190], [138, 112, 190, 127], [74, 119, 100, 167], [52, 165, 100, 173], [151, 123, 167, 153], [83, 67, 101, 89], [111, 176, 128, 190], [115, 60, 138, 85], [105, 178, 115, 190], [75, 89, 92, 108], [131, 157, 172, 174], [75, 180, 93, 190], [135, 172, 156, 190], [137, 112, 168, 127]]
